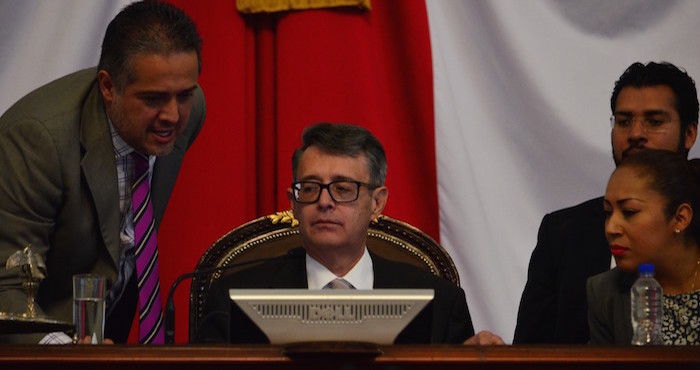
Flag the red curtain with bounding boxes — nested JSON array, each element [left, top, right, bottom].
[[158, 0, 437, 344]]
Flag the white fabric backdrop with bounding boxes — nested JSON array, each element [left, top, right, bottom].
[[428, 0, 700, 343], [0, 0, 131, 115], [3, 0, 700, 344]]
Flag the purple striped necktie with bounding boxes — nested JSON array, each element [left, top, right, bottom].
[[132, 153, 165, 344]]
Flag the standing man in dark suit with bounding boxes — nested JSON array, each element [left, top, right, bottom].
[[514, 62, 698, 344], [198, 122, 503, 345], [0, 1, 205, 344]]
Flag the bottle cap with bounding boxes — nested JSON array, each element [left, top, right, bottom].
[[638, 263, 655, 274]]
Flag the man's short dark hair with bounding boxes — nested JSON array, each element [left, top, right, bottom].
[[292, 122, 387, 186], [611, 62, 699, 148], [98, 1, 202, 91]]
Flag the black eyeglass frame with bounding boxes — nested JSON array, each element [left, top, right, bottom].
[[291, 180, 378, 204]]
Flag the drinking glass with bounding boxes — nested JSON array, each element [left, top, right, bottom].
[[72, 274, 105, 344]]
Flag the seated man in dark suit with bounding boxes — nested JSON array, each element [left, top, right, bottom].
[[514, 62, 699, 344], [198, 122, 503, 345]]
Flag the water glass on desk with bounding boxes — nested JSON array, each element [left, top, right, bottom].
[[72, 274, 105, 344]]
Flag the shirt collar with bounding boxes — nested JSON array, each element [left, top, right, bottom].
[[109, 118, 133, 159], [306, 247, 374, 289], [109, 116, 155, 167]]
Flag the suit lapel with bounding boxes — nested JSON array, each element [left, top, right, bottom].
[[151, 137, 186, 227], [150, 85, 204, 227], [370, 252, 401, 288], [588, 196, 613, 270], [79, 82, 120, 267], [619, 271, 635, 342], [269, 252, 308, 288]]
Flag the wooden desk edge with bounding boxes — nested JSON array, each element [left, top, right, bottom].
[[1, 344, 699, 366]]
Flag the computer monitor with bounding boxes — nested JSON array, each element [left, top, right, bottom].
[[228, 289, 434, 344]]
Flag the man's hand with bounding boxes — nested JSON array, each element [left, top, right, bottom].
[[463, 330, 505, 345]]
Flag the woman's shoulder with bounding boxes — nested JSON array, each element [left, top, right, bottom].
[[589, 267, 617, 284], [588, 267, 636, 295]]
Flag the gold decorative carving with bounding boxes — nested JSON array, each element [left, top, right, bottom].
[[268, 210, 299, 227], [268, 212, 380, 227], [237, 0, 371, 14]]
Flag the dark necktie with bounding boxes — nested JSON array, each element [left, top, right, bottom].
[[132, 153, 165, 344]]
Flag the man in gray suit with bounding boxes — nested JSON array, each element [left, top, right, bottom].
[[0, 1, 205, 343]]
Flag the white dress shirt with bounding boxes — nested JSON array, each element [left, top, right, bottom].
[[306, 247, 374, 290]]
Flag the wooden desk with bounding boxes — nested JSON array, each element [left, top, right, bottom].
[[1, 344, 699, 369]]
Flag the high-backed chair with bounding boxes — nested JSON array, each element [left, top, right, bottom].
[[188, 211, 459, 342]]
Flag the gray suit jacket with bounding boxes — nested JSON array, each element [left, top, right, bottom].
[[586, 267, 635, 344], [0, 68, 205, 342]]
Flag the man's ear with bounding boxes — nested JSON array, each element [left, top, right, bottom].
[[684, 122, 698, 152], [286, 187, 296, 211], [97, 70, 115, 107], [370, 186, 388, 220]]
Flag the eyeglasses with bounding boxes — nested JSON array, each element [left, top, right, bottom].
[[610, 114, 674, 133], [292, 181, 376, 204]]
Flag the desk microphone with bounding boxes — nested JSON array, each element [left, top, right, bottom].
[[164, 247, 305, 344]]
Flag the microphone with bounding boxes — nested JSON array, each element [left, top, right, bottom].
[[164, 247, 305, 344]]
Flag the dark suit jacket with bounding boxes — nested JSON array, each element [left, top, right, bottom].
[[513, 197, 612, 344], [586, 267, 634, 344], [197, 250, 474, 344], [0, 68, 205, 342]]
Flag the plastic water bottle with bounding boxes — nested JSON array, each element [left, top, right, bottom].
[[630, 263, 663, 345]]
